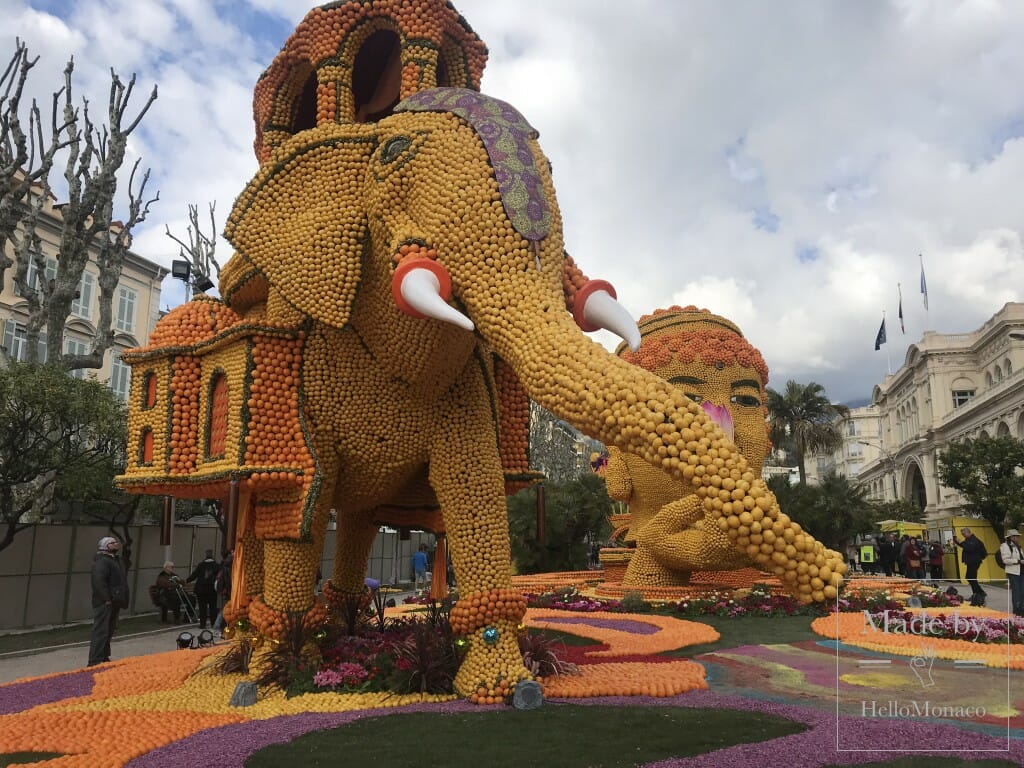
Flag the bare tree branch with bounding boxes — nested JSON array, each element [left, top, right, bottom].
[[165, 201, 220, 287]]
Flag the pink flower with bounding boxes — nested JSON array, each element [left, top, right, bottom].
[[701, 401, 734, 440]]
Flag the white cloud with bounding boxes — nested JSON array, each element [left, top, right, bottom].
[[3, 0, 1023, 405]]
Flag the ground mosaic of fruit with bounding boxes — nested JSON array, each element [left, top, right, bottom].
[[2, 583, 1022, 768]]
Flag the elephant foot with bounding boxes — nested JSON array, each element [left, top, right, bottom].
[[453, 616, 534, 703], [322, 579, 371, 611], [248, 594, 330, 641], [450, 588, 532, 702], [221, 601, 249, 627]]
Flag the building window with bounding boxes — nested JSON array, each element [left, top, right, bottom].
[[1006, 358, 1013, 377], [143, 371, 158, 409], [848, 442, 863, 457], [71, 272, 94, 319], [16, 255, 56, 297], [116, 287, 137, 333], [846, 420, 858, 436], [110, 354, 131, 402], [2, 321, 46, 362], [952, 390, 974, 408], [138, 427, 154, 465], [206, 371, 230, 459], [65, 338, 89, 379]]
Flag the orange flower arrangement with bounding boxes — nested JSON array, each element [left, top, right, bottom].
[[540, 660, 708, 698], [811, 612, 1024, 669]]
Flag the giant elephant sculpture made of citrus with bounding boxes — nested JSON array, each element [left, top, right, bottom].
[[118, 88, 846, 699]]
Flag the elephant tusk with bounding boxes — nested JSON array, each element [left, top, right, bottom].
[[392, 258, 475, 331], [573, 279, 641, 352]]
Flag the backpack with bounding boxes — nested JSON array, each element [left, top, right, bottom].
[[995, 547, 1005, 569]]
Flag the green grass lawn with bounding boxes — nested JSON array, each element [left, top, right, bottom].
[[245, 705, 805, 768], [0, 753, 63, 767], [662, 613, 821, 657], [0, 613, 175, 655]]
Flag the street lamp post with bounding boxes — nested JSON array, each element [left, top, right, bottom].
[[859, 439, 898, 500]]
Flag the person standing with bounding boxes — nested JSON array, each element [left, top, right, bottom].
[[878, 533, 899, 577], [187, 550, 220, 629], [954, 527, 988, 606], [998, 529, 1023, 616], [412, 543, 429, 592], [88, 536, 128, 667], [859, 541, 876, 574], [897, 534, 911, 576], [212, 549, 233, 633], [928, 540, 944, 581]]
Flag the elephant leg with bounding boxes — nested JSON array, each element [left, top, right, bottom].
[[428, 360, 531, 698], [257, 452, 340, 622], [328, 509, 379, 597]]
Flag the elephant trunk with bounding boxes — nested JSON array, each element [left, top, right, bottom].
[[498, 309, 724, 481], [485, 304, 847, 602]]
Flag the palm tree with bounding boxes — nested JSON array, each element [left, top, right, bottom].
[[766, 380, 850, 485]]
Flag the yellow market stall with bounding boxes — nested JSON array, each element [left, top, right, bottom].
[[924, 516, 1005, 584], [878, 520, 927, 538]]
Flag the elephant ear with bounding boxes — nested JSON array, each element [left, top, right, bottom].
[[224, 125, 377, 328]]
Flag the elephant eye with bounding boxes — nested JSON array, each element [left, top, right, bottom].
[[684, 393, 703, 404], [381, 136, 413, 164]]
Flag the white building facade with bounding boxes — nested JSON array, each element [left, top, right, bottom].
[[1, 186, 167, 399], [834, 302, 1024, 517]]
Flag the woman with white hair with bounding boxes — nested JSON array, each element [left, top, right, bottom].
[[154, 561, 182, 623], [999, 529, 1023, 616]]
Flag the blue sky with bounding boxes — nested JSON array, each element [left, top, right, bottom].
[[4, 0, 1024, 404]]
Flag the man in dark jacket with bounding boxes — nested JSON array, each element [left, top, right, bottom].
[[954, 527, 988, 605], [187, 550, 220, 629], [878, 533, 900, 577], [88, 536, 128, 666]]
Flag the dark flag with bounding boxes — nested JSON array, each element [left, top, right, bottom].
[[898, 297, 904, 333], [874, 317, 887, 351]]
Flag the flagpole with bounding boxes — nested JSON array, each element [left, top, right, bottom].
[[884, 310, 891, 375], [920, 254, 929, 322]]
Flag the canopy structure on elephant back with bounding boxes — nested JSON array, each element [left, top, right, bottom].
[[250, 0, 489, 166]]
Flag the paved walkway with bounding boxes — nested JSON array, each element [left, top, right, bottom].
[[0, 588, 425, 685], [0, 625, 198, 684]]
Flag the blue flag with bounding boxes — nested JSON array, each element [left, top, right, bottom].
[[874, 317, 887, 351]]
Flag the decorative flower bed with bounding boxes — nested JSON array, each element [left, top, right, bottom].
[[811, 610, 1024, 668], [3, 584, 1020, 766]]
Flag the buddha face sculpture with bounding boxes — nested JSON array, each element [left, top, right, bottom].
[[618, 306, 770, 472]]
